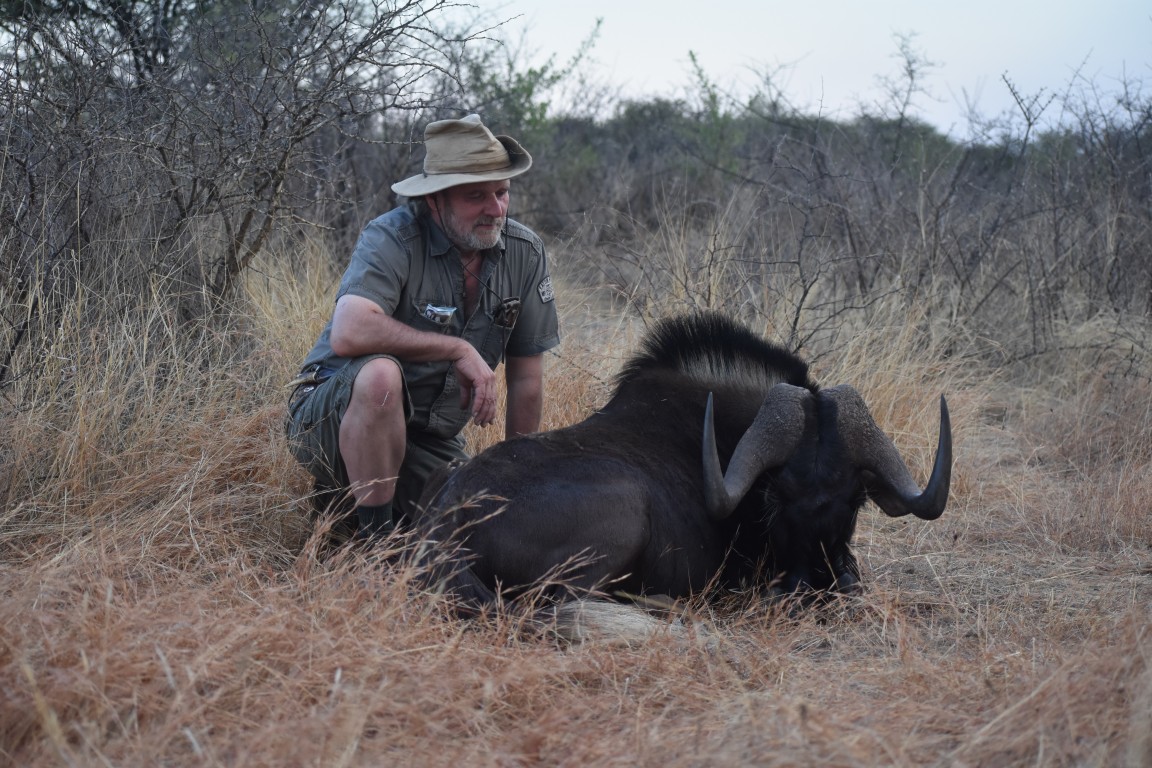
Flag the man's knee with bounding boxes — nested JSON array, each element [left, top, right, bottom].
[[349, 356, 405, 417]]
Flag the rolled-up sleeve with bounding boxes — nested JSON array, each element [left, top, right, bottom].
[[504, 227, 560, 358], [337, 211, 413, 314]]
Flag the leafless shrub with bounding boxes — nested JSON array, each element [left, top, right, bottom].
[[0, 0, 475, 394]]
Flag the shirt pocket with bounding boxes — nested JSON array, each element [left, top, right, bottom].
[[475, 310, 513, 366], [409, 297, 458, 333]]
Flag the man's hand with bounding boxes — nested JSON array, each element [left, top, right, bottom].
[[331, 295, 498, 425], [453, 345, 497, 426]]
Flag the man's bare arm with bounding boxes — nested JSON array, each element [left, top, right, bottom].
[[330, 295, 498, 426], [504, 353, 544, 439]]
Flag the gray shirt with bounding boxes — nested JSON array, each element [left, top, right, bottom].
[[299, 203, 560, 438]]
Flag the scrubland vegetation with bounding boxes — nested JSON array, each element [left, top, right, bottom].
[[2, 1, 1151, 765]]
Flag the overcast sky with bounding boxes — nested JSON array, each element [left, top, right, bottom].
[[481, 1, 1152, 137]]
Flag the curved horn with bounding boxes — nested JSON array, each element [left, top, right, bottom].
[[824, 385, 952, 520], [703, 383, 810, 520]]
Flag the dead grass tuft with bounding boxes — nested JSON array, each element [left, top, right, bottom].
[[2, 239, 1150, 766]]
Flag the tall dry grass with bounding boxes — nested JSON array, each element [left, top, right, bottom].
[[1, 222, 1150, 766]]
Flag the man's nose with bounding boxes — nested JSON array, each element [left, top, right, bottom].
[[482, 194, 508, 217]]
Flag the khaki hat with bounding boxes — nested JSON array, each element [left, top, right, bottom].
[[391, 114, 532, 197]]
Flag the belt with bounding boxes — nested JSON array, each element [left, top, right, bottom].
[[288, 363, 338, 389], [287, 364, 338, 409]]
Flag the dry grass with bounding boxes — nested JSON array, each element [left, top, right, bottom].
[[2, 234, 1150, 767]]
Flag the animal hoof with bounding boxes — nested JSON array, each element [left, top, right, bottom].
[[834, 571, 862, 595]]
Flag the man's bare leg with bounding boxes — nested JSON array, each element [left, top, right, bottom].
[[339, 357, 406, 536]]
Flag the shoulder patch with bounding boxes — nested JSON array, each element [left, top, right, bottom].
[[537, 276, 555, 303]]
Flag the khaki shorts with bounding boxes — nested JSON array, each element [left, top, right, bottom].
[[285, 355, 468, 524]]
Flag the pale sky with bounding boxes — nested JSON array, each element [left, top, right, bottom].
[[478, 1, 1152, 137]]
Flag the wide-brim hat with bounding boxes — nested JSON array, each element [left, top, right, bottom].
[[391, 114, 532, 197]]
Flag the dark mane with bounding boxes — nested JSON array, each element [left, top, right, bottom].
[[617, 312, 815, 392]]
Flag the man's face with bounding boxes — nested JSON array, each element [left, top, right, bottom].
[[429, 180, 511, 252]]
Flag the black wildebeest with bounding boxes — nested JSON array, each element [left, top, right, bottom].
[[415, 312, 951, 615]]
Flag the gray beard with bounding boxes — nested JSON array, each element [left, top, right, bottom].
[[455, 226, 502, 251], [441, 209, 504, 252]]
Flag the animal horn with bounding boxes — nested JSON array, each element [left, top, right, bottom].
[[703, 383, 809, 520], [824, 385, 952, 520]]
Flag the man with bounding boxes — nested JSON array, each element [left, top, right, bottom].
[[286, 114, 560, 541]]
